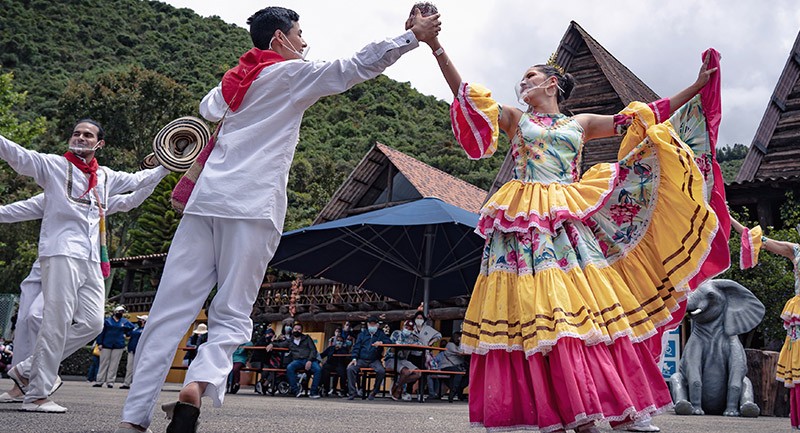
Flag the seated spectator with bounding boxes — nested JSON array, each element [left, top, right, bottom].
[[407, 311, 441, 385], [276, 317, 296, 368], [438, 331, 469, 403], [346, 315, 391, 401], [250, 328, 275, 394], [328, 326, 343, 346], [182, 323, 208, 367], [0, 338, 12, 378], [386, 320, 423, 401], [229, 334, 253, 394], [321, 335, 349, 396], [268, 322, 322, 398], [341, 321, 353, 341], [425, 338, 450, 400]]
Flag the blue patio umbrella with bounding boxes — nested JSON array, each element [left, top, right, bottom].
[[270, 198, 484, 314]]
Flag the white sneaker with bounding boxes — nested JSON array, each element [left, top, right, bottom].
[[113, 426, 153, 433], [401, 392, 412, 401], [0, 392, 24, 403], [20, 400, 67, 413]]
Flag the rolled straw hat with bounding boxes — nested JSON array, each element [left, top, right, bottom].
[[139, 153, 159, 170], [152, 116, 210, 172]]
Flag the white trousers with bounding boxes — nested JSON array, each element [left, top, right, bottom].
[[121, 215, 279, 428], [97, 348, 125, 385], [12, 260, 43, 368], [16, 255, 105, 403], [124, 351, 135, 386]]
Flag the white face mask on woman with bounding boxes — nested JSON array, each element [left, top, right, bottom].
[[514, 77, 563, 105]]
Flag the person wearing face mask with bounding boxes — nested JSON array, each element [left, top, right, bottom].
[[423, 19, 727, 433], [320, 335, 349, 396], [346, 316, 392, 400], [408, 311, 441, 380], [267, 323, 321, 398], [94, 306, 135, 389], [117, 6, 441, 432], [0, 119, 167, 414], [385, 320, 422, 401]]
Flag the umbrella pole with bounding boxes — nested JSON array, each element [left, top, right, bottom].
[[422, 225, 434, 317]]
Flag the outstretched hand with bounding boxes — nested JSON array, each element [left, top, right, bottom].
[[694, 51, 718, 89], [407, 8, 441, 43]]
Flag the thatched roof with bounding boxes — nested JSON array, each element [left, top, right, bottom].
[[486, 21, 660, 199]]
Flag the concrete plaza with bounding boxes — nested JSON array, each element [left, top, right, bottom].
[[0, 378, 792, 432]]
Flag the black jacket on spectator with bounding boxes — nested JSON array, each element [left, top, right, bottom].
[[351, 330, 391, 362], [272, 334, 319, 363]]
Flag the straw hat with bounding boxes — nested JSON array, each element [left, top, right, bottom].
[[193, 323, 208, 334], [152, 116, 210, 172], [139, 153, 159, 170]]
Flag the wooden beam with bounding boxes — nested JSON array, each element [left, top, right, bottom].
[[253, 307, 467, 323]]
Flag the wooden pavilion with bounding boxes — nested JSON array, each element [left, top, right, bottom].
[[728, 29, 800, 228]]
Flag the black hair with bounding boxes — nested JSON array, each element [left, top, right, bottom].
[[247, 7, 300, 50], [414, 311, 426, 320], [293, 322, 303, 330], [73, 119, 104, 141], [532, 65, 576, 104]]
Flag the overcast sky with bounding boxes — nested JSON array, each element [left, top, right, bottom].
[[161, 0, 800, 148]]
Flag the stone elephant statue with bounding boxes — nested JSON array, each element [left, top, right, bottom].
[[669, 279, 764, 417]]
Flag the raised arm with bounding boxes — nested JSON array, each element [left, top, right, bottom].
[[423, 36, 521, 137], [0, 193, 44, 223], [0, 135, 58, 186], [106, 171, 166, 215], [575, 52, 718, 141], [731, 216, 796, 260], [106, 165, 169, 196]]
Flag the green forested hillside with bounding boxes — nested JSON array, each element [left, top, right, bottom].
[[0, 0, 506, 293]]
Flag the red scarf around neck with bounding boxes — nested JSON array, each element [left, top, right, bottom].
[[221, 48, 286, 111], [64, 151, 98, 198]]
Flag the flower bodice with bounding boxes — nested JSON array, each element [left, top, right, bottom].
[[510, 112, 584, 184]]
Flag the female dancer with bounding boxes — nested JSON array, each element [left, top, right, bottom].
[[732, 217, 800, 428], [421, 27, 727, 432]]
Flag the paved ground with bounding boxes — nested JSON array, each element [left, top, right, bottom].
[[0, 378, 793, 432]]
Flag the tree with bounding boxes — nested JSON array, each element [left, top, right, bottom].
[[720, 192, 800, 346], [0, 68, 46, 293], [54, 66, 196, 293]]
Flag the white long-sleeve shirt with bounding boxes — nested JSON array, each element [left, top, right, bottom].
[[0, 184, 162, 284], [191, 31, 419, 230], [0, 135, 168, 262]]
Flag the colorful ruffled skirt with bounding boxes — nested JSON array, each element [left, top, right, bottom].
[[463, 94, 729, 431], [777, 296, 800, 387]]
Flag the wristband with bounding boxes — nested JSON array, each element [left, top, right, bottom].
[[433, 47, 444, 57]]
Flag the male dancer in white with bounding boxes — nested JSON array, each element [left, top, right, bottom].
[[116, 6, 441, 432], [0, 119, 168, 413], [0, 184, 161, 403]]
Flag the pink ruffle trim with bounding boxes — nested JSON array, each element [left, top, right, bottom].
[[477, 165, 618, 238]]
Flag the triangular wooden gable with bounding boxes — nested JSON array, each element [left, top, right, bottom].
[[736, 30, 800, 182], [486, 21, 660, 199], [315, 143, 487, 224]]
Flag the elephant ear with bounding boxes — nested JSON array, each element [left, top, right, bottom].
[[718, 279, 765, 336]]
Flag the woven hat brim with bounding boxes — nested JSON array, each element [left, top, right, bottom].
[[153, 116, 211, 172]]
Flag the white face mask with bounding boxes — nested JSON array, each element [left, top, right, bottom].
[[514, 77, 563, 105], [415, 319, 424, 327], [68, 139, 102, 153], [269, 34, 309, 60]]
